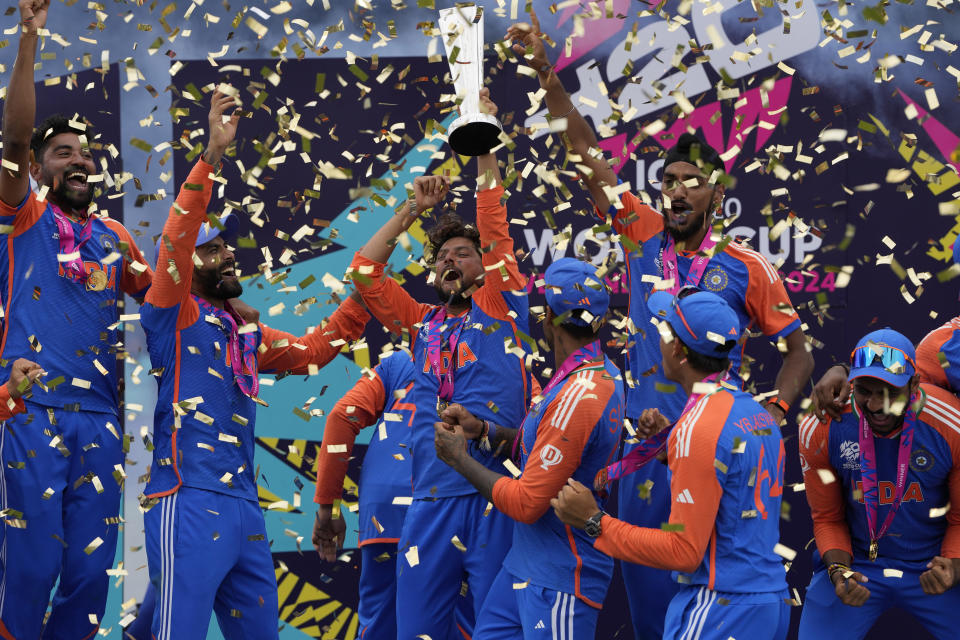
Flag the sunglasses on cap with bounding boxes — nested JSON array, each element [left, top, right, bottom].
[[849, 343, 916, 376]]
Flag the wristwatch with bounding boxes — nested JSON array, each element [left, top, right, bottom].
[[584, 511, 607, 538]]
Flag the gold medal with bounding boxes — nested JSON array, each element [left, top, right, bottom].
[[868, 540, 878, 561], [436, 398, 449, 418], [85, 269, 108, 292]]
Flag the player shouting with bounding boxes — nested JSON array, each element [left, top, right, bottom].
[[141, 90, 369, 639], [506, 14, 812, 637], [348, 89, 536, 638], [0, 0, 153, 636]]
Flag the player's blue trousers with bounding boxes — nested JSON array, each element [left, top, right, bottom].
[[618, 458, 680, 640], [145, 486, 279, 640], [473, 566, 599, 639], [0, 403, 123, 640], [799, 560, 960, 639], [396, 493, 513, 640], [664, 585, 789, 640]]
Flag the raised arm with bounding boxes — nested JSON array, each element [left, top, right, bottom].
[[257, 290, 369, 374], [357, 175, 448, 264], [349, 175, 447, 337], [506, 10, 618, 212], [474, 90, 525, 295], [0, 0, 49, 207], [146, 90, 238, 312]]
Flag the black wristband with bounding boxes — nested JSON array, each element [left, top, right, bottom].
[[831, 361, 850, 374]]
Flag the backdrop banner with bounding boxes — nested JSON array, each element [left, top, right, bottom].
[[157, 3, 958, 638]]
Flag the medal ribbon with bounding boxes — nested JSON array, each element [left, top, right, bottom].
[[856, 391, 920, 559], [52, 203, 93, 283], [195, 296, 260, 398], [660, 229, 717, 295], [595, 371, 727, 489], [513, 340, 605, 461], [425, 307, 470, 402]]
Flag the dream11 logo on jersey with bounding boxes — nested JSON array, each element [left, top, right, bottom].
[[519, 0, 824, 278]]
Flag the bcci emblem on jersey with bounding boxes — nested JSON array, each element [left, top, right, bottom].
[[703, 267, 729, 292], [910, 445, 935, 473], [839, 440, 861, 471]]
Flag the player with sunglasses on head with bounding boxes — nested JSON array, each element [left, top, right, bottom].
[[798, 329, 960, 639], [505, 13, 813, 638], [813, 242, 960, 418], [552, 288, 790, 640]]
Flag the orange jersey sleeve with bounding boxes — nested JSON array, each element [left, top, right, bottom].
[[100, 217, 153, 297], [0, 190, 45, 237], [919, 384, 960, 558], [602, 190, 664, 248], [257, 295, 369, 374], [594, 392, 731, 573], [145, 159, 215, 323], [473, 185, 526, 297], [916, 321, 955, 389], [349, 252, 433, 339], [492, 370, 615, 524], [0, 385, 25, 420], [314, 371, 388, 504], [798, 412, 853, 556], [727, 242, 800, 337]]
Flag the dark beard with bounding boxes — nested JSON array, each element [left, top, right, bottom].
[[665, 208, 707, 243], [194, 266, 243, 300], [46, 171, 94, 211]]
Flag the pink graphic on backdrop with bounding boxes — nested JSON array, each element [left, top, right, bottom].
[[598, 77, 794, 174], [897, 89, 960, 174], [553, 0, 634, 72]]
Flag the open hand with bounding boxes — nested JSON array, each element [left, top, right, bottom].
[[505, 9, 550, 75], [206, 88, 241, 164]]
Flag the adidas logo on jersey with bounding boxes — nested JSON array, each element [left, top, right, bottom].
[[676, 488, 694, 504], [535, 620, 545, 630]]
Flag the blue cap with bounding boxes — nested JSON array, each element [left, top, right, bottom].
[[953, 238, 960, 266], [849, 328, 916, 388], [154, 212, 239, 265], [544, 258, 610, 329], [647, 289, 740, 358]]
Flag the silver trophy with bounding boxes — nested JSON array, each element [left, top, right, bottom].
[[439, 4, 503, 156]]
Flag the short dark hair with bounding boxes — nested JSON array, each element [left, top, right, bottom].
[[425, 212, 481, 266], [675, 334, 735, 374], [558, 320, 600, 341], [31, 114, 88, 161]]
